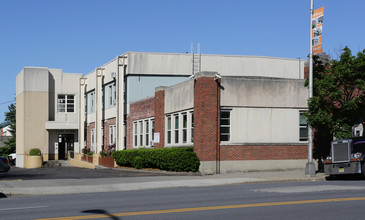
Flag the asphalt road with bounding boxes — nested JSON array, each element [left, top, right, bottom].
[[2, 180, 365, 219], [0, 166, 173, 181]]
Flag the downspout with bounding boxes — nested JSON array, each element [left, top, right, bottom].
[[216, 77, 221, 174]]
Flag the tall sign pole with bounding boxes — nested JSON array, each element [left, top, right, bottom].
[[305, 0, 316, 176]]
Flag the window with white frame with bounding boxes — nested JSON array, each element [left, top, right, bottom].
[[165, 110, 194, 146], [152, 120, 155, 142], [91, 128, 95, 152], [174, 114, 179, 144], [109, 125, 116, 145], [167, 116, 172, 144], [109, 85, 113, 106], [182, 113, 187, 143], [58, 94, 75, 113], [89, 92, 95, 113], [145, 120, 149, 146], [133, 118, 154, 148], [108, 83, 116, 107], [220, 110, 231, 142], [134, 122, 137, 147], [139, 121, 143, 146], [299, 112, 308, 141]]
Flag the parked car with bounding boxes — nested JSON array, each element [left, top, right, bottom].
[[8, 153, 16, 165], [0, 156, 10, 172]]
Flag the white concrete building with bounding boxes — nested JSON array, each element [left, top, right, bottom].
[[16, 52, 308, 173]]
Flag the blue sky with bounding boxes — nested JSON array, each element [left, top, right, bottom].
[[0, 0, 364, 122]]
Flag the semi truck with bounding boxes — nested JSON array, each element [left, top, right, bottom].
[[324, 137, 365, 177]]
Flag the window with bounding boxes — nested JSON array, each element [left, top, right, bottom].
[[220, 110, 231, 142], [108, 84, 116, 107], [300, 112, 308, 141], [90, 92, 95, 113], [139, 121, 143, 146], [133, 118, 154, 148], [165, 110, 194, 146], [134, 122, 137, 147], [152, 120, 155, 141], [109, 125, 116, 145], [145, 120, 149, 146], [167, 116, 171, 144], [174, 114, 179, 144], [109, 85, 113, 106], [183, 113, 187, 143], [58, 95, 75, 113], [91, 129, 95, 152]]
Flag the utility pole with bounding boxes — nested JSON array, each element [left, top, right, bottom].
[[305, 0, 316, 176]]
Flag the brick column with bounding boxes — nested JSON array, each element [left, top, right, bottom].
[[194, 72, 220, 163], [154, 87, 166, 148]]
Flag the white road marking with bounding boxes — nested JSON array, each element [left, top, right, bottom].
[[0, 206, 48, 211], [255, 185, 365, 193]]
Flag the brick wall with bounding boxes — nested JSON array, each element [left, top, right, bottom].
[[154, 88, 165, 148], [193, 73, 220, 161], [86, 122, 95, 152], [103, 117, 116, 149], [220, 145, 308, 160], [126, 98, 154, 149]]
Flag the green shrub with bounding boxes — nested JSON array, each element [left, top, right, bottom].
[[29, 148, 41, 156], [112, 147, 200, 172], [100, 150, 109, 157], [132, 156, 144, 169]]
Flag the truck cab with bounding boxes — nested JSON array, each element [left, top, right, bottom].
[[324, 137, 365, 176]]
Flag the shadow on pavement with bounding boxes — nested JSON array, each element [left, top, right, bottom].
[[326, 174, 365, 181], [82, 209, 121, 220]]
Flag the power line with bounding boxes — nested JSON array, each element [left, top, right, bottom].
[[0, 100, 15, 106]]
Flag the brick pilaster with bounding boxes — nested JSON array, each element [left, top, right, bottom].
[[194, 72, 220, 161], [154, 87, 166, 148]]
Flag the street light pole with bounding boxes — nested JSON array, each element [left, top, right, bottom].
[[305, 0, 316, 176]]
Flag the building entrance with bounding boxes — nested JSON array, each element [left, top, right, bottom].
[[58, 134, 74, 160]]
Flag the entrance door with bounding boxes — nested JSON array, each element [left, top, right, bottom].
[[59, 142, 66, 160], [58, 134, 75, 160]]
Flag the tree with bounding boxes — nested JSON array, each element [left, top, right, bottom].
[[0, 103, 16, 155], [305, 47, 365, 159]]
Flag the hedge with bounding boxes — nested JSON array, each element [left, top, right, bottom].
[[112, 147, 200, 172]]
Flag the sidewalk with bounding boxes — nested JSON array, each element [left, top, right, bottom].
[[0, 168, 326, 196]]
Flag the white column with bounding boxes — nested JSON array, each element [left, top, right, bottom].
[[96, 68, 104, 153], [78, 78, 87, 154], [116, 56, 126, 150]]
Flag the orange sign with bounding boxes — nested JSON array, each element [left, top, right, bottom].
[[312, 7, 324, 54]]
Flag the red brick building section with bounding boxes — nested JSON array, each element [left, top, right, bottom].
[[220, 145, 307, 160], [126, 97, 154, 149], [193, 72, 220, 161], [153, 87, 166, 148], [86, 122, 95, 152], [103, 117, 116, 149]]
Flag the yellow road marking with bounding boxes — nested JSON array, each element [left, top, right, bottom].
[[36, 197, 365, 220], [0, 179, 22, 182]]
